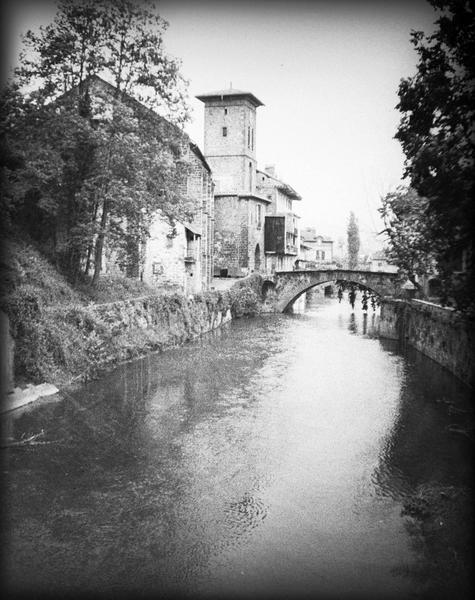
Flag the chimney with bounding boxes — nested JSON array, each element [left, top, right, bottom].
[[265, 164, 276, 176]]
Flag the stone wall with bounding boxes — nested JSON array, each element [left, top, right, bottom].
[[379, 299, 474, 387], [213, 195, 267, 277], [54, 291, 237, 386], [186, 143, 215, 289], [272, 270, 401, 312], [214, 195, 249, 276], [89, 292, 233, 356], [202, 97, 257, 193], [143, 216, 188, 292], [4, 277, 263, 391]]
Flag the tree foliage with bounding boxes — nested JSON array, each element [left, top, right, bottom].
[[336, 282, 380, 312], [16, 0, 189, 122], [393, 0, 474, 312], [347, 211, 360, 270], [2, 0, 192, 285], [379, 186, 437, 286]]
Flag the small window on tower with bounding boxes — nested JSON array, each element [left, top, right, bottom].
[[224, 108, 228, 115], [222, 126, 227, 137]]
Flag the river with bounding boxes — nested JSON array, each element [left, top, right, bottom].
[[2, 295, 473, 600]]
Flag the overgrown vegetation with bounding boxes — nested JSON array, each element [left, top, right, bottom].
[[379, 186, 437, 292], [400, 484, 473, 598], [1, 0, 192, 286], [336, 282, 380, 311], [0, 237, 261, 386], [0, 0, 265, 388], [381, 1, 474, 315]]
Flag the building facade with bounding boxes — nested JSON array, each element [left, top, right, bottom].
[[197, 87, 303, 277], [256, 166, 301, 272], [143, 142, 214, 295], [368, 250, 398, 273], [300, 227, 334, 267], [85, 76, 214, 294]]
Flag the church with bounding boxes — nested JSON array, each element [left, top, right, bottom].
[[196, 87, 302, 276]]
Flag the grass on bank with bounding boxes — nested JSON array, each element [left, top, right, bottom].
[[1, 237, 260, 387]]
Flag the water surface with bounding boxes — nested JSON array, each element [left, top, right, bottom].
[[2, 298, 473, 599]]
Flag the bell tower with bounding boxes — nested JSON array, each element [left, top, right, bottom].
[[196, 88, 264, 194]]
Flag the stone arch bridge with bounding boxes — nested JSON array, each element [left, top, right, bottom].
[[264, 269, 403, 312]]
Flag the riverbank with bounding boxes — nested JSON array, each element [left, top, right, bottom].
[[3, 299, 472, 598], [1, 238, 263, 398], [400, 483, 473, 599], [378, 298, 475, 388]]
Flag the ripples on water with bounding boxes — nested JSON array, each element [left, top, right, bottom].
[[2, 295, 473, 599]]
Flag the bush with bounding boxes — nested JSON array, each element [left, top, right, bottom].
[[75, 274, 155, 304], [1, 236, 264, 385], [229, 287, 260, 317]]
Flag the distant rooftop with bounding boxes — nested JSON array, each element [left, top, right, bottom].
[[196, 88, 264, 108], [256, 168, 301, 200], [301, 232, 333, 243]]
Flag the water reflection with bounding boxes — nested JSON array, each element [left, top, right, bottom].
[[2, 298, 472, 599]]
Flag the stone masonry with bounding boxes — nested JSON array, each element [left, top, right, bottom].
[[196, 88, 269, 277], [269, 269, 402, 312]]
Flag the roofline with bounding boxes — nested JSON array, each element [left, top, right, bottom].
[[196, 91, 264, 108], [301, 235, 334, 243], [256, 168, 302, 200], [189, 142, 212, 174], [277, 183, 302, 200], [238, 192, 272, 204], [214, 192, 271, 204]]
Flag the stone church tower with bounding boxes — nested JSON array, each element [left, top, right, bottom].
[[196, 88, 262, 194], [196, 88, 270, 276]]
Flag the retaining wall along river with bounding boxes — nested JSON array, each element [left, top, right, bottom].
[[2, 275, 263, 392], [3, 298, 473, 599], [379, 298, 474, 387]]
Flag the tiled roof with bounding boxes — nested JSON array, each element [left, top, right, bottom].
[[256, 169, 301, 200]]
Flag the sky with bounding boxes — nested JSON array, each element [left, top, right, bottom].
[[2, 0, 438, 255]]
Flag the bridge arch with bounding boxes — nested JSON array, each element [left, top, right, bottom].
[[282, 279, 381, 312], [271, 269, 402, 313]]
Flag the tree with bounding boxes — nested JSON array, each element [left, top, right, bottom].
[[379, 186, 437, 288], [1, 85, 100, 278], [395, 0, 475, 312], [16, 0, 189, 122], [347, 211, 360, 270], [82, 84, 192, 285], [5, 0, 191, 284]]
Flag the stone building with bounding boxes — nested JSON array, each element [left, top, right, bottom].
[[196, 88, 272, 277], [299, 240, 315, 264], [300, 228, 334, 266], [368, 250, 398, 273], [82, 76, 214, 294], [256, 165, 301, 272], [143, 142, 214, 295]]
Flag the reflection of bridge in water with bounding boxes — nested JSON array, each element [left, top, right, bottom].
[[263, 269, 403, 312]]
